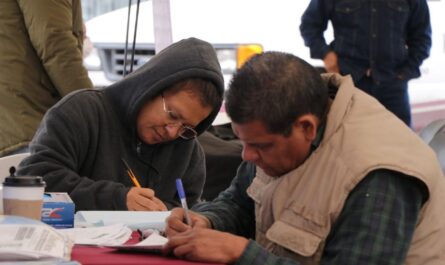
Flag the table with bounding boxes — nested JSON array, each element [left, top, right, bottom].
[[71, 232, 223, 265], [71, 245, 223, 265]]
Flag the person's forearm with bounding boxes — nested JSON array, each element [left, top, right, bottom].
[[402, 0, 432, 79], [193, 162, 256, 237], [18, 0, 93, 95], [196, 182, 255, 236], [299, 0, 331, 59]]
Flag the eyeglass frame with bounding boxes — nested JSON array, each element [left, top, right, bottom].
[[161, 94, 198, 140]]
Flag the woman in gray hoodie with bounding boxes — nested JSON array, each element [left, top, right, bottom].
[[18, 38, 224, 211]]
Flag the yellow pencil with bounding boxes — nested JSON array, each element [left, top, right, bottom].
[[121, 158, 141, 188]]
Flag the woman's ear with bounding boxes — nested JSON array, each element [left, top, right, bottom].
[[294, 114, 319, 141]]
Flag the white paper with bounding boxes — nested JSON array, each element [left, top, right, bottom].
[[0, 224, 72, 261], [103, 230, 168, 252], [134, 231, 168, 247], [58, 224, 132, 246], [75, 211, 170, 231]]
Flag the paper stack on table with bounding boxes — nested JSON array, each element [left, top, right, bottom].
[[58, 223, 132, 246], [0, 216, 73, 262], [58, 223, 167, 253], [75, 211, 170, 231]]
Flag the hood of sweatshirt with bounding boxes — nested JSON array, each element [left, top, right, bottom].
[[104, 37, 224, 141]]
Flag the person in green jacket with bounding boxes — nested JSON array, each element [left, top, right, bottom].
[[0, 0, 93, 156]]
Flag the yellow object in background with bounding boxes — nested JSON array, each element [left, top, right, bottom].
[[237, 44, 263, 68]]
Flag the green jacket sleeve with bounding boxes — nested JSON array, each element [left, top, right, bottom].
[[18, 0, 93, 95]]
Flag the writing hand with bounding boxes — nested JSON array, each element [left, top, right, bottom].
[[165, 227, 249, 264], [126, 187, 168, 211], [165, 208, 211, 237], [323, 51, 340, 73]]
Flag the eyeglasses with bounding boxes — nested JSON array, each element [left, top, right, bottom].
[[162, 94, 198, 140]]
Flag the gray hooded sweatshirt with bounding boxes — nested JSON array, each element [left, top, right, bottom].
[[18, 38, 224, 211]]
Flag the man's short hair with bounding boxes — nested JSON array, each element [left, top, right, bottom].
[[226, 52, 328, 135]]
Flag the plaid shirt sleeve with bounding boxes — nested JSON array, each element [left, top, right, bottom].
[[235, 169, 427, 265], [193, 161, 256, 238]]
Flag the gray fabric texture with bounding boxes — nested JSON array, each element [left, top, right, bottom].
[[17, 38, 224, 211]]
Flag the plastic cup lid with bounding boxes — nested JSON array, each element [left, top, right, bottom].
[[2, 176, 46, 187]]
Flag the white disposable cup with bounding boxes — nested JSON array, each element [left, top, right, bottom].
[[2, 176, 45, 220]]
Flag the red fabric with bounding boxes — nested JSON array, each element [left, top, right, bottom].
[[71, 232, 224, 265]]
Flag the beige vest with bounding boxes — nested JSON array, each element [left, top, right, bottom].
[[247, 74, 445, 265]]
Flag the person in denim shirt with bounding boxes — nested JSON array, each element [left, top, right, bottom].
[[300, 0, 432, 126]]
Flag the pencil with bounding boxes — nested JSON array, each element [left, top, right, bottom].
[[121, 158, 142, 188]]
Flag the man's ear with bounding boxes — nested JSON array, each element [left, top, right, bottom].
[[293, 114, 319, 141]]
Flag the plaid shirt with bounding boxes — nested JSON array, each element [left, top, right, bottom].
[[234, 170, 426, 265]]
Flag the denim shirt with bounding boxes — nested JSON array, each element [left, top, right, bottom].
[[300, 0, 432, 83]]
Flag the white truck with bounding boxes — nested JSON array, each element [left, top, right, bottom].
[[84, 0, 317, 88], [84, 0, 445, 130]]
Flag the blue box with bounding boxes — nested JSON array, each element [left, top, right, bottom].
[[41, 192, 75, 229]]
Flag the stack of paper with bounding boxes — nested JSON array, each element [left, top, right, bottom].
[[58, 223, 167, 253], [0, 216, 73, 262], [75, 211, 171, 231], [58, 224, 132, 246]]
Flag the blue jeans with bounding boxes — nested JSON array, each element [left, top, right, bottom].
[[355, 77, 411, 127]]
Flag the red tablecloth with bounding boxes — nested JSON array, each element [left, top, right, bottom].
[[71, 232, 223, 265], [71, 245, 223, 265]]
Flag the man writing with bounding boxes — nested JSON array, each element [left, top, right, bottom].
[[164, 52, 445, 264]]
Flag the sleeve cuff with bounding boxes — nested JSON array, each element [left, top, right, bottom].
[[113, 186, 130, 210], [311, 45, 331, 60], [235, 240, 268, 265], [199, 211, 224, 230]]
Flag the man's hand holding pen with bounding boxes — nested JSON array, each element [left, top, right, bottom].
[[164, 208, 248, 263], [126, 187, 167, 211], [164, 208, 211, 236], [163, 184, 250, 263]]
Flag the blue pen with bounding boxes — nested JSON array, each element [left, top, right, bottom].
[[175, 178, 191, 225]]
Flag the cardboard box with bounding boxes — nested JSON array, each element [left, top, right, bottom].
[[41, 192, 75, 228]]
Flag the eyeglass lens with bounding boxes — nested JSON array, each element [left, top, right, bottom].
[[179, 126, 197, 139], [162, 94, 197, 140]]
